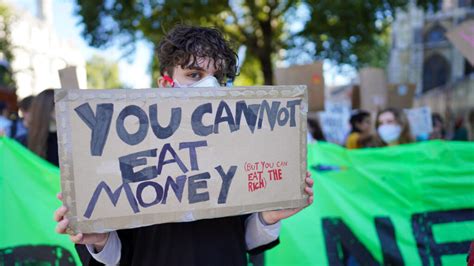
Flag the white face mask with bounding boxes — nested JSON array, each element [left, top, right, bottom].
[[377, 124, 402, 144], [174, 76, 221, 88]]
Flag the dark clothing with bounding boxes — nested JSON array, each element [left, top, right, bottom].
[[16, 132, 59, 166], [452, 127, 469, 141], [118, 216, 249, 266], [45, 132, 59, 166]]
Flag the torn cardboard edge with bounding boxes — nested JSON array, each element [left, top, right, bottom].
[[55, 85, 308, 234]]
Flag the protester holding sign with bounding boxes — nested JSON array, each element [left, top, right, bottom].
[[54, 25, 314, 265], [375, 107, 413, 146]]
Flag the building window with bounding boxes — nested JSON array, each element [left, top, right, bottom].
[[424, 24, 447, 44], [423, 53, 450, 92]]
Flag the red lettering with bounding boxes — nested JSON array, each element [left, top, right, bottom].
[[268, 168, 283, 181], [276, 168, 282, 180]]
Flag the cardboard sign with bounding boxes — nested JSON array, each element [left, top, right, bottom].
[[446, 20, 474, 66], [275, 62, 325, 111], [387, 84, 416, 109], [359, 68, 387, 112], [404, 106, 433, 138], [318, 112, 349, 145], [58, 67, 81, 90], [318, 100, 351, 145], [55, 86, 308, 233]]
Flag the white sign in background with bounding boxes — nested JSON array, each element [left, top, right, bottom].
[[404, 106, 433, 138]]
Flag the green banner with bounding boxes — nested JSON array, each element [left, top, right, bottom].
[[266, 140, 474, 266], [1, 137, 473, 265], [0, 137, 81, 265]]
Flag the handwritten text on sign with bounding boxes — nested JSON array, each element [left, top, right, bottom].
[[56, 87, 307, 232]]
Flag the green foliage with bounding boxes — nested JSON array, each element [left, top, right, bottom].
[[234, 54, 264, 86], [300, 0, 440, 69], [86, 55, 124, 89], [74, 0, 441, 85], [0, 3, 16, 89]]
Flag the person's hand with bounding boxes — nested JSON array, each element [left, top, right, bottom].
[[260, 171, 314, 225], [54, 193, 109, 251]]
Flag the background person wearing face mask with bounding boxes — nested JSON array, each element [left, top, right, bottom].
[[16, 89, 59, 166], [375, 107, 413, 147]]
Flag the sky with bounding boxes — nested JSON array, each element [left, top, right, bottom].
[[12, 0, 354, 88]]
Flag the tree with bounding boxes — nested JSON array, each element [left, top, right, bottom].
[[74, 0, 440, 85], [86, 55, 124, 89], [299, 0, 440, 69], [0, 3, 16, 89]]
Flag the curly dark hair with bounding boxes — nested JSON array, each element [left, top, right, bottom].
[[156, 25, 238, 84]]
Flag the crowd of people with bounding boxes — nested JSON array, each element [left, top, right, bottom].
[[0, 23, 471, 266], [0, 89, 58, 166], [307, 106, 472, 149]]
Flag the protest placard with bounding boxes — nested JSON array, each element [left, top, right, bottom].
[[275, 62, 325, 111], [387, 84, 416, 109], [404, 106, 433, 138], [359, 68, 387, 112], [55, 86, 308, 233], [446, 20, 474, 66], [58, 67, 82, 90], [318, 100, 351, 145]]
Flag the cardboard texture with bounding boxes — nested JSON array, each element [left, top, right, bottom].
[[58, 67, 81, 89], [350, 85, 361, 110], [55, 86, 308, 233], [275, 62, 325, 111], [387, 84, 416, 109], [358, 68, 387, 112], [446, 20, 474, 66]]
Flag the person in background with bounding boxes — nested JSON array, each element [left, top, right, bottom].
[[375, 107, 413, 146], [307, 117, 325, 143], [12, 95, 34, 139], [430, 113, 446, 140], [452, 116, 469, 141], [468, 109, 474, 141], [0, 100, 12, 136], [345, 110, 372, 149], [16, 89, 58, 166]]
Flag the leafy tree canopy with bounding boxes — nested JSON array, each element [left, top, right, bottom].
[[75, 0, 440, 85], [86, 55, 124, 89]]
